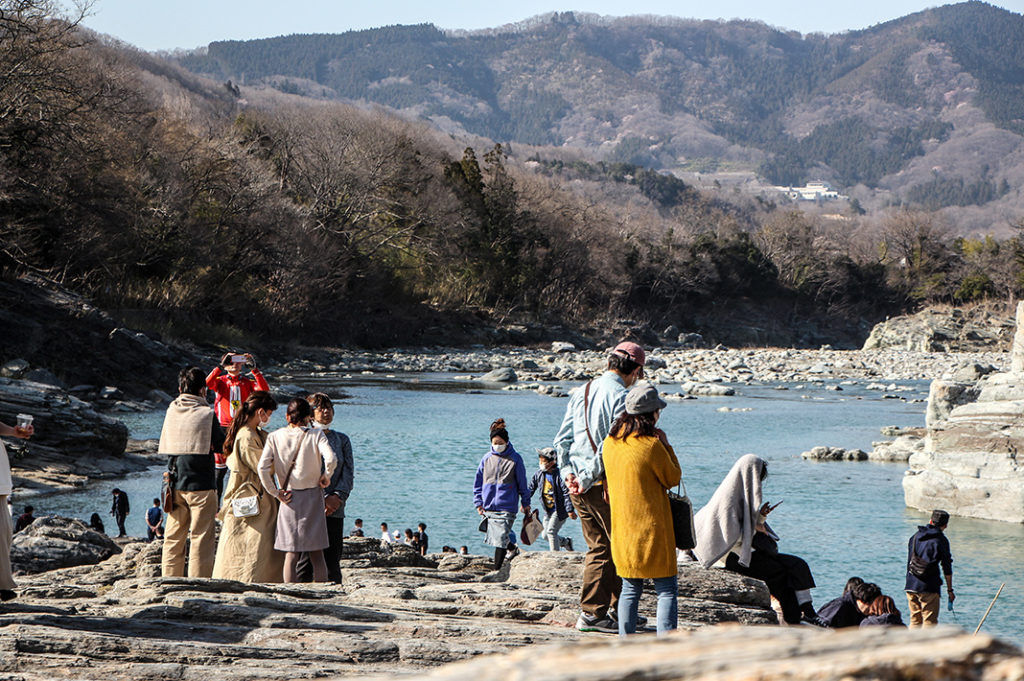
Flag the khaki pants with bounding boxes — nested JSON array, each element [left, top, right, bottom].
[[0, 494, 15, 590], [161, 489, 218, 577], [906, 591, 941, 627], [571, 485, 620, 619]]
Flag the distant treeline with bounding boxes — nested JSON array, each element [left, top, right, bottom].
[[2, 1, 1024, 349]]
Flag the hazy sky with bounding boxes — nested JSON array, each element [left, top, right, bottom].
[[71, 0, 1024, 52]]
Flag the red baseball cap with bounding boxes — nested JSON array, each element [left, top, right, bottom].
[[613, 341, 646, 366]]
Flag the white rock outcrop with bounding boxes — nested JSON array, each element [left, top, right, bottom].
[[904, 301, 1024, 522]]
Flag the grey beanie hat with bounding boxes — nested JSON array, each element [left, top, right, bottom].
[[625, 382, 667, 415]]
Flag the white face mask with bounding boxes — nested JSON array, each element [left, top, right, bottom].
[[258, 412, 271, 429], [493, 443, 507, 453]]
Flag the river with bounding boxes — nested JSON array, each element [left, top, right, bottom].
[[31, 373, 1024, 643]]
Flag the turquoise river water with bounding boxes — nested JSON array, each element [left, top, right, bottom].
[[30, 374, 1024, 643]]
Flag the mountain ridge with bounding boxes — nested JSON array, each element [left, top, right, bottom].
[[174, 2, 1024, 233]]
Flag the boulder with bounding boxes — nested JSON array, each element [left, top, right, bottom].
[[0, 359, 30, 379], [0, 377, 128, 457], [869, 432, 925, 463], [22, 368, 63, 388], [863, 306, 1014, 352], [11, 515, 122, 574], [680, 382, 735, 397], [801, 446, 867, 461], [480, 367, 517, 383], [645, 355, 667, 370], [378, 626, 1024, 681], [926, 380, 981, 427], [551, 342, 576, 353]]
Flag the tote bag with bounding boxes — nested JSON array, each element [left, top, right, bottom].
[[519, 509, 544, 546], [668, 481, 696, 550]]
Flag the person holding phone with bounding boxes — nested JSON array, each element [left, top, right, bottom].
[[692, 454, 818, 624], [0, 418, 33, 601], [206, 352, 270, 501]]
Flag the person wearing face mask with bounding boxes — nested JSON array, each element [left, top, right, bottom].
[[474, 418, 531, 570], [212, 391, 285, 582], [603, 383, 681, 636]]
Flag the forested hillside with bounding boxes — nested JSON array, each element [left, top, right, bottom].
[[177, 2, 1024, 231], [4, 0, 1024, 351]]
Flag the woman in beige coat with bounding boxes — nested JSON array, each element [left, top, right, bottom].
[[212, 391, 285, 582]]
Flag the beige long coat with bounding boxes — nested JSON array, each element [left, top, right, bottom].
[[212, 426, 285, 582]]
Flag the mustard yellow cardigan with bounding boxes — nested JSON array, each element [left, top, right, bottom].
[[602, 433, 682, 579]]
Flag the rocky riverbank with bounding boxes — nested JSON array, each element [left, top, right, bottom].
[[2, 520, 1020, 681], [1, 520, 780, 681]]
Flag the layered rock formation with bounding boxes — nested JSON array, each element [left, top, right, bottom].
[[863, 305, 1014, 352], [0, 537, 777, 681], [904, 302, 1024, 522]]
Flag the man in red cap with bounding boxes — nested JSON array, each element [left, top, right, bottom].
[[553, 341, 645, 633]]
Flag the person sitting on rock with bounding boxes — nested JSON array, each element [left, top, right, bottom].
[[692, 454, 819, 625], [860, 594, 905, 627], [14, 505, 35, 534], [380, 522, 393, 544], [206, 352, 269, 501], [474, 418, 531, 571], [89, 512, 105, 534], [815, 579, 880, 628], [403, 528, 417, 547], [350, 518, 364, 537], [158, 366, 223, 578], [459, 545, 469, 555], [0, 417, 34, 601]]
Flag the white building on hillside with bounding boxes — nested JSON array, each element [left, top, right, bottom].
[[774, 181, 846, 201]]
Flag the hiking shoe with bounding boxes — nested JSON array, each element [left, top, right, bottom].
[[562, 537, 574, 551], [576, 613, 618, 633], [609, 611, 648, 628]]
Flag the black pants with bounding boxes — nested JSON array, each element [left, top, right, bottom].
[[726, 550, 815, 624], [215, 468, 229, 503], [296, 516, 345, 584], [114, 513, 127, 537]]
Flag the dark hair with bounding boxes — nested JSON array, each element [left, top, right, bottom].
[[852, 581, 882, 605], [355, 518, 363, 524], [930, 510, 950, 527], [381, 522, 388, 528], [224, 391, 277, 455], [404, 528, 414, 537], [24, 505, 33, 513], [286, 397, 312, 425], [112, 488, 120, 494], [489, 418, 509, 442], [608, 352, 640, 376], [843, 576, 864, 595], [307, 392, 333, 411], [178, 366, 207, 396], [152, 498, 160, 505], [609, 411, 658, 440], [418, 522, 426, 530]]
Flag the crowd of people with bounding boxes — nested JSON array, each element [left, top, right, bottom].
[[0, 344, 955, 637]]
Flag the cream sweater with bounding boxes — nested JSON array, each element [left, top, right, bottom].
[[258, 426, 337, 496]]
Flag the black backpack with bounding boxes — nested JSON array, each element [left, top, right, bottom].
[[908, 533, 931, 578]]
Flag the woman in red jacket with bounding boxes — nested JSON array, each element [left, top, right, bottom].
[[206, 352, 270, 500]]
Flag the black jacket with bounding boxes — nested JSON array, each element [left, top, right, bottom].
[[111, 491, 130, 516], [528, 466, 574, 520], [905, 524, 952, 593], [815, 591, 864, 628]]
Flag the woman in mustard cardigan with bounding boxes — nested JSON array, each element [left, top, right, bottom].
[[602, 382, 681, 636]]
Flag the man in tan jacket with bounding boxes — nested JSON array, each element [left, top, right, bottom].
[[158, 366, 222, 577]]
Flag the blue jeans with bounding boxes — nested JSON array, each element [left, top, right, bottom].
[[618, 576, 678, 636]]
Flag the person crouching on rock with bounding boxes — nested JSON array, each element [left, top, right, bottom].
[[692, 454, 818, 625], [158, 367, 223, 578], [258, 398, 336, 583], [212, 391, 284, 583], [603, 383, 681, 636], [474, 418, 531, 570]]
